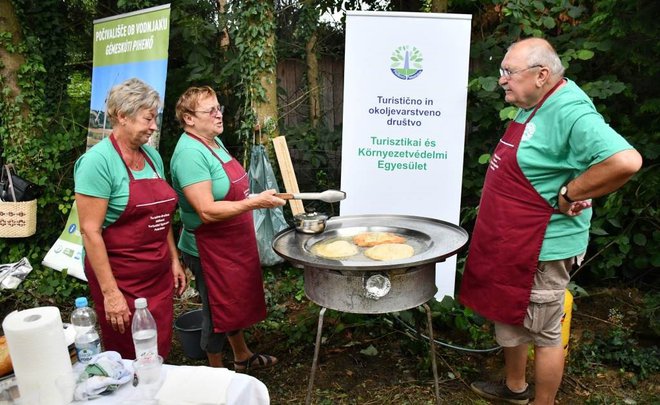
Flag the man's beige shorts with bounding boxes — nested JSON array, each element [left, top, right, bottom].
[[494, 257, 574, 347]]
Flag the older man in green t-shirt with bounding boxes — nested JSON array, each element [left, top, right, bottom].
[[460, 38, 642, 405]]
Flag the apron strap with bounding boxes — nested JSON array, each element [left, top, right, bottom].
[[524, 78, 565, 124], [185, 132, 230, 164], [109, 134, 160, 180]]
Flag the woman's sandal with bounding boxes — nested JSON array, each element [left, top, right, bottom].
[[233, 353, 278, 373]]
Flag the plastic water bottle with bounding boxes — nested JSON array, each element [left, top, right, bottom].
[[132, 297, 158, 362], [71, 296, 101, 364]]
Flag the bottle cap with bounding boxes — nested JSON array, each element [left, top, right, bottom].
[[134, 298, 147, 309], [75, 297, 88, 308]]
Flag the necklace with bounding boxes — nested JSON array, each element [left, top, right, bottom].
[[114, 135, 145, 170], [125, 153, 145, 170]]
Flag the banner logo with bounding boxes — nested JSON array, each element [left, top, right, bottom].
[[390, 45, 423, 80]]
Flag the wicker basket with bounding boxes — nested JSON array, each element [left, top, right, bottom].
[[0, 199, 37, 238]]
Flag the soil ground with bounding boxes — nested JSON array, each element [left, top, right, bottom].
[[168, 285, 660, 405]]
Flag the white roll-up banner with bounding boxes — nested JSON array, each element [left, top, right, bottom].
[[340, 11, 472, 299]]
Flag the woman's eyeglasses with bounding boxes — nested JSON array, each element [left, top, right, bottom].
[[193, 105, 224, 117]]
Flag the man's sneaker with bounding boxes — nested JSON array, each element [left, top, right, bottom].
[[470, 380, 531, 404]]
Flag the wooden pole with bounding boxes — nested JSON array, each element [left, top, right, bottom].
[[272, 136, 305, 216]]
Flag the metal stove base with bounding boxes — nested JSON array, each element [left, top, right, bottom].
[[303, 264, 437, 314], [305, 303, 441, 405]]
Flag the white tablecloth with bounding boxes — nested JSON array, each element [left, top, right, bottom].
[[69, 361, 269, 405]]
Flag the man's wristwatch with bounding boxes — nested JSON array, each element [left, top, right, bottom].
[[559, 185, 574, 203]]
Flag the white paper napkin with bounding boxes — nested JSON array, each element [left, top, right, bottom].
[[154, 366, 235, 405]]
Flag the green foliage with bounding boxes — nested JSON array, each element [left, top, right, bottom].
[[395, 297, 496, 355], [263, 266, 306, 308], [159, 0, 230, 162], [261, 266, 318, 347], [20, 267, 87, 307], [568, 309, 660, 383], [420, 296, 496, 348], [276, 1, 345, 60], [571, 0, 660, 281], [229, 0, 277, 157], [641, 292, 660, 337], [586, 163, 659, 279], [283, 123, 342, 190], [13, 0, 85, 109], [457, 0, 659, 285], [0, 6, 88, 311]]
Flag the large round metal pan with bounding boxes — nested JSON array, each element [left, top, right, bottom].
[[272, 214, 469, 272]]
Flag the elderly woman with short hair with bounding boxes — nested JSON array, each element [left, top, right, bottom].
[[75, 78, 186, 360], [170, 86, 284, 371]]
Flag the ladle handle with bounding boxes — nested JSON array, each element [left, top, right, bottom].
[[247, 193, 295, 200], [273, 193, 294, 200]]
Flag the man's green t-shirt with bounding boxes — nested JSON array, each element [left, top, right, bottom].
[[74, 137, 164, 227], [514, 79, 634, 260], [170, 133, 233, 257]]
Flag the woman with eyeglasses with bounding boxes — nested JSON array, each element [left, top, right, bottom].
[[75, 78, 187, 360], [170, 86, 285, 372]]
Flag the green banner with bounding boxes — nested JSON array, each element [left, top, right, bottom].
[[44, 5, 171, 280], [93, 5, 170, 66], [85, 4, 171, 149]]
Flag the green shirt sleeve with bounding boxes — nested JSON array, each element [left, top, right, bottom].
[[74, 138, 163, 227], [74, 142, 115, 200], [515, 79, 636, 261], [567, 112, 633, 169]]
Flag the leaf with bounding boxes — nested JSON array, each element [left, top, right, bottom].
[[651, 253, 660, 267], [360, 345, 378, 356], [480, 76, 499, 92], [608, 218, 622, 228], [590, 227, 609, 236], [478, 154, 491, 165], [499, 106, 517, 120], [567, 6, 584, 18], [576, 49, 595, 60], [543, 17, 556, 29], [633, 233, 647, 246], [567, 281, 589, 298]]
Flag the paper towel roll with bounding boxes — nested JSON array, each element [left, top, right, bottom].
[[2, 306, 73, 405]]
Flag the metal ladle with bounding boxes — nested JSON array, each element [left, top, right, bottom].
[[250, 189, 347, 203]]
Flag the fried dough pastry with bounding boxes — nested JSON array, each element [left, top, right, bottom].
[[352, 232, 406, 247], [364, 243, 414, 261], [314, 240, 359, 259], [0, 335, 12, 377]]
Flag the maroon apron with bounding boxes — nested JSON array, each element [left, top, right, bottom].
[[187, 133, 267, 333], [84, 134, 178, 359], [459, 81, 563, 326]]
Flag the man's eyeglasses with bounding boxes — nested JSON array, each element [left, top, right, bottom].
[[193, 105, 224, 116], [499, 64, 542, 79]]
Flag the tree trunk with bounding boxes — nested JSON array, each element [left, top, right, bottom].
[[431, 0, 448, 13], [254, 5, 279, 142], [0, 0, 29, 120], [217, 0, 230, 49], [306, 30, 321, 129], [304, 0, 321, 129]]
